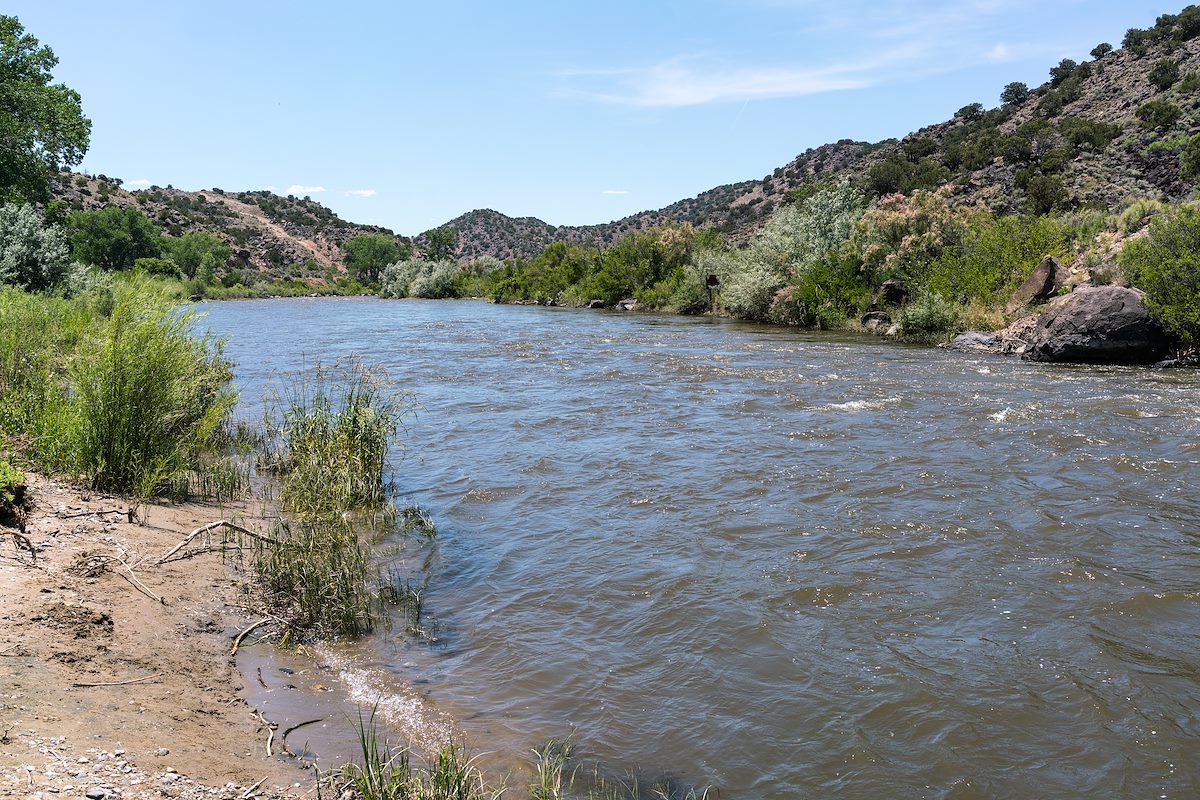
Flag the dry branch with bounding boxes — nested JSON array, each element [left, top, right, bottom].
[[73, 672, 162, 688]]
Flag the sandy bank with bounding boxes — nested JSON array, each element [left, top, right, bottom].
[[0, 473, 314, 799]]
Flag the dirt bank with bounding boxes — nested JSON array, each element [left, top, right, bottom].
[[0, 473, 314, 799]]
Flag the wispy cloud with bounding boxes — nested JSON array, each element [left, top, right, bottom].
[[128, 178, 151, 186], [601, 189, 630, 195], [344, 188, 377, 197], [563, 56, 877, 107], [563, 0, 1053, 108], [285, 184, 325, 194]]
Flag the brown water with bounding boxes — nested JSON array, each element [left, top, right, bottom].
[[204, 297, 1200, 798]]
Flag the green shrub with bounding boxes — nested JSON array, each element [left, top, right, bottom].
[[927, 214, 1067, 303], [1136, 100, 1181, 130], [66, 206, 161, 271], [1181, 134, 1200, 184], [0, 203, 71, 291], [1118, 205, 1200, 347], [1149, 59, 1181, 91], [898, 292, 963, 341], [1116, 198, 1168, 234], [0, 459, 24, 508]]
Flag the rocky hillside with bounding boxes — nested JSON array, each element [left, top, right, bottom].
[[441, 11, 1200, 260], [50, 174, 409, 282]]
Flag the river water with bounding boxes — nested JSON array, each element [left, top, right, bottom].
[[202, 297, 1200, 798]]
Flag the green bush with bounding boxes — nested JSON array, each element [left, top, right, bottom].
[[1149, 59, 1181, 91], [0, 459, 24, 508], [1136, 100, 1181, 130], [1118, 205, 1200, 348], [1181, 134, 1200, 184], [0, 203, 71, 291], [66, 206, 161, 271], [898, 292, 963, 341], [927, 214, 1067, 303]]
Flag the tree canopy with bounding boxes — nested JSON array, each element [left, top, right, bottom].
[[0, 16, 91, 204], [66, 206, 161, 271], [342, 233, 409, 283], [422, 226, 456, 261]]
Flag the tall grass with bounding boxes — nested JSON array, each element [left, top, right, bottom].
[[252, 358, 415, 639], [260, 357, 410, 520], [0, 279, 239, 498]]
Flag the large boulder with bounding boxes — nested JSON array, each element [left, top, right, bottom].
[[1005, 256, 1063, 315], [860, 311, 892, 332], [945, 331, 1000, 352], [1024, 286, 1172, 364]]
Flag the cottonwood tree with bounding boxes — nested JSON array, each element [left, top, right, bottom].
[[0, 16, 91, 203]]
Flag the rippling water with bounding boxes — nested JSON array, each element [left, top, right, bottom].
[[203, 297, 1200, 798]]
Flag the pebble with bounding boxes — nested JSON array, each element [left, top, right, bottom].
[[156, 747, 170, 756], [85, 789, 107, 799], [161, 774, 178, 785]]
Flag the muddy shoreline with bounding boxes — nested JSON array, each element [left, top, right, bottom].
[[0, 473, 318, 799]]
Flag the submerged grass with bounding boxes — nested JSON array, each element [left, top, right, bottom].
[[252, 357, 420, 639], [530, 738, 715, 800]]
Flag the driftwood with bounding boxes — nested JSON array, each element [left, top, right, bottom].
[[280, 718, 323, 756], [72, 672, 162, 688], [159, 520, 276, 564], [240, 777, 267, 799], [230, 618, 276, 656]]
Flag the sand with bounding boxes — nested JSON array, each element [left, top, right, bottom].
[[0, 473, 316, 799]]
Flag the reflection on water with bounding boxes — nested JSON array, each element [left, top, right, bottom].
[[205, 297, 1200, 798]]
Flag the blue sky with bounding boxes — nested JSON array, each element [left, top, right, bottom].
[[10, 1, 1178, 236]]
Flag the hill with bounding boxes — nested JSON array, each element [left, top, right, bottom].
[[437, 14, 1200, 260], [50, 175, 409, 283]]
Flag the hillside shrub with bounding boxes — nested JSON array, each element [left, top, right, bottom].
[[1116, 198, 1168, 234], [1136, 100, 1181, 130], [926, 214, 1068, 303], [1180, 134, 1200, 184], [853, 189, 970, 287], [1025, 174, 1068, 215], [1149, 59, 1181, 91], [1118, 205, 1200, 347]]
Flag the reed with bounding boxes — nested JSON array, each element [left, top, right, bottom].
[[332, 710, 502, 800], [260, 357, 410, 521]]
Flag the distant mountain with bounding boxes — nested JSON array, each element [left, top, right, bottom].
[[436, 16, 1200, 260]]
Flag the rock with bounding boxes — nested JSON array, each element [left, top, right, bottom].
[[1005, 256, 1063, 315], [155, 748, 169, 757], [586, 299, 605, 309], [861, 311, 892, 332], [85, 789, 106, 799], [945, 331, 1000, 352], [996, 315, 1040, 355], [1024, 286, 1171, 364], [616, 298, 638, 311], [877, 279, 908, 307], [884, 323, 901, 337]]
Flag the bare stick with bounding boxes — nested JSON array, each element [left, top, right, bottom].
[[241, 777, 267, 798], [160, 520, 274, 563], [265, 727, 274, 757], [281, 718, 323, 752], [59, 509, 124, 519], [95, 555, 165, 604], [72, 673, 162, 688], [231, 619, 275, 656], [2, 530, 36, 562]]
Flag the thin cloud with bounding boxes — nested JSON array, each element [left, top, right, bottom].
[[344, 189, 378, 197], [986, 43, 1012, 62], [602, 189, 630, 195], [128, 178, 151, 186], [285, 184, 325, 194]]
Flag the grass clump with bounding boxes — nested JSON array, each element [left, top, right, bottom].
[[253, 358, 417, 639], [898, 292, 963, 342], [0, 278, 238, 499], [260, 357, 410, 521], [332, 710, 501, 800]]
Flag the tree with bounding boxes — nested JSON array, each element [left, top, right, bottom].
[[955, 103, 984, 122], [161, 231, 230, 278], [1091, 42, 1113, 59], [342, 233, 408, 283], [0, 203, 70, 290], [1049, 59, 1078, 86], [422, 226, 456, 261], [0, 16, 91, 203], [66, 206, 161, 271], [1000, 82, 1029, 106]]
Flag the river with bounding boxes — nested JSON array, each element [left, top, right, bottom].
[[202, 297, 1200, 798]]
